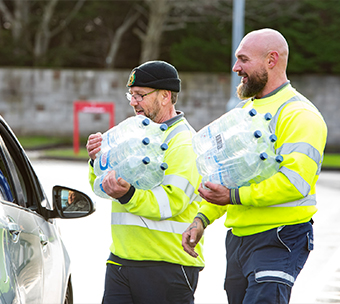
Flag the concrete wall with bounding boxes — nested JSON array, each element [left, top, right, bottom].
[[0, 68, 338, 150]]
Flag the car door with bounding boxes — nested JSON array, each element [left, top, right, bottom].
[[0, 118, 64, 303], [0, 135, 44, 302]]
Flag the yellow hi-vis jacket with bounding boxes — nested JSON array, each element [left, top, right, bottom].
[[89, 113, 205, 267], [198, 82, 328, 237]]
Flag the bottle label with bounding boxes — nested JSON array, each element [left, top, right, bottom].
[[215, 134, 223, 150], [99, 152, 110, 171], [198, 129, 210, 141], [100, 182, 106, 193], [217, 171, 225, 186]]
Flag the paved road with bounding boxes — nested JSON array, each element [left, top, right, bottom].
[[31, 159, 340, 304]]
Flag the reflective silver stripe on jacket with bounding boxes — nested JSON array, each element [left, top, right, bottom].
[[111, 212, 190, 234], [276, 142, 321, 165], [277, 142, 323, 176], [255, 270, 295, 285], [163, 174, 202, 204], [317, 154, 324, 175], [163, 122, 195, 145], [280, 166, 311, 197], [270, 194, 316, 207], [150, 121, 199, 220], [268, 96, 304, 133], [151, 175, 200, 220], [151, 186, 172, 219]]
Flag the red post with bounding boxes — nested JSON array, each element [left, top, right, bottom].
[[73, 101, 115, 154]]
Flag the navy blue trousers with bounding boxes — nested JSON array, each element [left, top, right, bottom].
[[225, 222, 314, 304], [102, 261, 200, 304]]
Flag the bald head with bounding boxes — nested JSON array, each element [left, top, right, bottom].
[[240, 28, 289, 69]]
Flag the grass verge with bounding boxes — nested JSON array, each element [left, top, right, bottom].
[[322, 154, 340, 169], [43, 148, 89, 160], [18, 136, 340, 169]]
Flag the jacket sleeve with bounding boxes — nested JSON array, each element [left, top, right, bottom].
[[88, 159, 96, 190], [197, 201, 228, 226], [237, 101, 328, 207]]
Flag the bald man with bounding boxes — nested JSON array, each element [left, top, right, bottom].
[[182, 29, 327, 303]]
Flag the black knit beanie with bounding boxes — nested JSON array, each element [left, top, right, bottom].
[[127, 61, 181, 92]]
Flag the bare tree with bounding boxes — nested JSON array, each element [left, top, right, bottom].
[[34, 0, 85, 65], [133, 0, 226, 63], [105, 9, 140, 69], [134, 0, 171, 63], [0, 0, 29, 43], [0, 0, 85, 65]]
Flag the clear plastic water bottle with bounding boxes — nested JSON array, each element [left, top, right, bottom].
[[222, 108, 258, 131], [223, 129, 263, 157], [114, 155, 151, 186], [192, 108, 257, 155], [195, 129, 264, 175], [93, 172, 113, 200], [135, 161, 168, 190], [93, 156, 151, 199], [201, 152, 268, 189], [251, 154, 284, 184], [145, 142, 168, 162], [141, 117, 168, 138], [98, 116, 151, 156], [253, 112, 273, 128], [255, 132, 278, 155], [94, 137, 150, 176]]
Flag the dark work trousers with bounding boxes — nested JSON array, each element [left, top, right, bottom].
[[102, 262, 200, 304], [224, 221, 314, 304]]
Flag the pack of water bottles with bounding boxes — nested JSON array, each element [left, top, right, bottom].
[[192, 107, 283, 189], [93, 116, 169, 199]]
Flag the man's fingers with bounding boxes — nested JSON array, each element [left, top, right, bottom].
[[182, 233, 199, 258], [86, 132, 103, 159], [117, 177, 130, 188], [182, 221, 202, 258]]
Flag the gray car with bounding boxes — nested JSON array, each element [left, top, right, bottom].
[[0, 116, 95, 304]]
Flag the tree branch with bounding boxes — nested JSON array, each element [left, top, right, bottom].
[[50, 0, 86, 37], [0, 0, 13, 23]]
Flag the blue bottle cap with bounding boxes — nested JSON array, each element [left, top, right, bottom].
[[160, 123, 168, 131], [264, 113, 272, 121], [249, 109, 257, 117], [269, 134, 277, 142], [142, 156, 150, 164], [160, 163, 168, 170], [254, 130, 262, 138], [160, 143, 168, 151], [142, 137, 150, 145], [260, 152, 268, 160], [142, 118, 150, 126], [275, 155, 284, 163]]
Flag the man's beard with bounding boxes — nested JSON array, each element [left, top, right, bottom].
[[237, 68, 268, 99], [140, 96, 161, 122]]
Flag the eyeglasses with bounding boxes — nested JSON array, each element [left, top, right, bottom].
[[125, 89, 159, 103]]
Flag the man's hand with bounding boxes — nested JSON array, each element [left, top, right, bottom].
[[198, 181, 231, 206], [102, 170, 131, 199], [182, 218, 204, 258], [86, 132, 102, 160]]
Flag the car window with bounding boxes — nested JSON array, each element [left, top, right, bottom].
[[0, 138, 15, 203], [0, 165, 14, 202], [0, 121, 48, 212]]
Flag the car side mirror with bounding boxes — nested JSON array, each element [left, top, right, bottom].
[[52, 186, 96, 219]]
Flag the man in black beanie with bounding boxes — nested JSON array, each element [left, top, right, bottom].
[[86, 60, 205, 304]]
